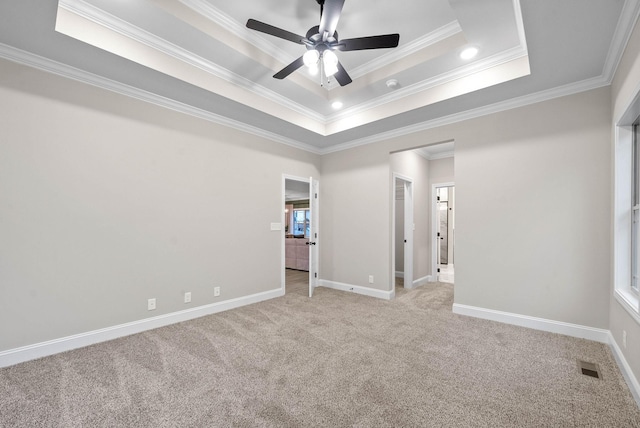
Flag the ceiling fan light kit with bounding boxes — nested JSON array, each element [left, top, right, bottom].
[[246, 0, 400, 86]]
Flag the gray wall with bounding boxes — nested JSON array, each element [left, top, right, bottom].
[[321, 86, 612, 330], [610, 16, 640, 387], [0, 59, 320, 351]]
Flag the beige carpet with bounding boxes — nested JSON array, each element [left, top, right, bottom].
[[1, 271, 639, 427]]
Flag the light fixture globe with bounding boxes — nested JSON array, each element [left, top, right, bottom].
[[323, 50, 339, 77], [303, 49, 320, 67]]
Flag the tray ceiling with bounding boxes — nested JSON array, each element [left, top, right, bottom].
[[0, 0, 635, 152]]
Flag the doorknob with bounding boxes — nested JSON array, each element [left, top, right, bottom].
[[306, 242, 317, 245]]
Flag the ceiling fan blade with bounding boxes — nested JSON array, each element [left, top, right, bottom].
[[338, 34, 400, 51], [318, 0, 345, 38], [274, 56, 305, 79], [333, 61, 352, 86], [246, 19, 307, 45]]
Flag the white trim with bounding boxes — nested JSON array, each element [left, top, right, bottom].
[[432, 182, 455, 283], [318, 280, 393, 300], [341, 22, 463, 82], [413, 275, 432, 288], [282, 174, 312, 296], [177, 0, 294, 67], [608, 331, 640, 406], [58, 0, 325, 124], [428, 151, 455, 161], [0, 43, 323, 155], [615, 289, 640, 325], [512, 0, 528, 55], [0, 288, 284, 368], [321, 76, 609, 154], [327, 46, 528, 123], [602, 0, 640, 83], [452, 303, 610, 343]]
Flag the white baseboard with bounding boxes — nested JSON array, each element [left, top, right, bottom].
[[395, 271, 404, 278], [608, 331, 640, 407], [0, 288, 284, 368], [318, 280, 393, 300], [413, 275, 432, 287], [452, 303, 610, 343]]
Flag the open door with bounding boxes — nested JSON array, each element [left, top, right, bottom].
[[308, 177, 319, 297]]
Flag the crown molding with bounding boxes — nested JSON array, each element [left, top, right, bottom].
[[429, 151, 455, 160], [347, 21, 463, 81], [0, 43, 323, 155], [177, 0, 293, 67], [415, 148, 454, 161], [58, 0, 326, 124], [0, 40, 611, 158], [326, 45, 528, 124], [602, 0, 640, 83], [320, 75, 610, 155], [512, 0, 528, 54]]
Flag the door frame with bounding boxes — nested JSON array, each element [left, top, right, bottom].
[[392, 173, 414, 290], [282, 174, 319, 296], [431, 181, 455, 282]]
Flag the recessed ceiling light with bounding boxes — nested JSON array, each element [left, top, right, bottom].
[[460, 47, 479, 60], [331, 101, 343, 110], [386, 79, 399, 89]]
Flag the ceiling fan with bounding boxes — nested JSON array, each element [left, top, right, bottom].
[[246, 0, 400, 86]]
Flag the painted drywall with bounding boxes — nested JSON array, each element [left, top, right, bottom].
[[610, 15, 640, 390], [429, 157, 455, 184], [390, 151, 431, 284], [0, 59, 320, 351], [321, 86, 611, 330]]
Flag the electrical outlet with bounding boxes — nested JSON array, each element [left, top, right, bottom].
[[623, 330, 627, 348], [214, 286, 221, 297], [368, 275, 374, 284], [184, 292, 191, 303], [147, 298, 156, 311]]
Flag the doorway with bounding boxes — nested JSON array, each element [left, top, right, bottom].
[[433, 184, 454, 283], [283, 176, 319, 297], [393, 174, 414, 289]]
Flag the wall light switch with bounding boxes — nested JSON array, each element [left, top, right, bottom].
[[184, 292, 191, 303], [270, 223, 282, 231]]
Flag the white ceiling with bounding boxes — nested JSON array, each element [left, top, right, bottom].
[[0, 0, 636, 153]]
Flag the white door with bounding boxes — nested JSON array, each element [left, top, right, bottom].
[[403, 180, 414, 289], [308, 177, 319, 297]]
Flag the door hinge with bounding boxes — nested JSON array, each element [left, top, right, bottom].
[[437, 268, 440, 273], [437, 196, 440, 201], [314, 272, 317, 278], [437, 232, 440, 237], [315, 193, 318, 199], [315, 233, 317, 238]]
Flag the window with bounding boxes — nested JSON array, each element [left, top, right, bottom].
[[614, 105, 640, 324], [292, 208, 310, 238]]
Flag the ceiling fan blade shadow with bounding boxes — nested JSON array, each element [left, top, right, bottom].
[[318, 0, 345, 38], [246, 19, 307, 44], [334, 61, 352, 86], [338, 34, 400, 51], [274, 56, 305, 79]]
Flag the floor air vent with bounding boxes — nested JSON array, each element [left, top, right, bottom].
[[578, 360, 601, 379]]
